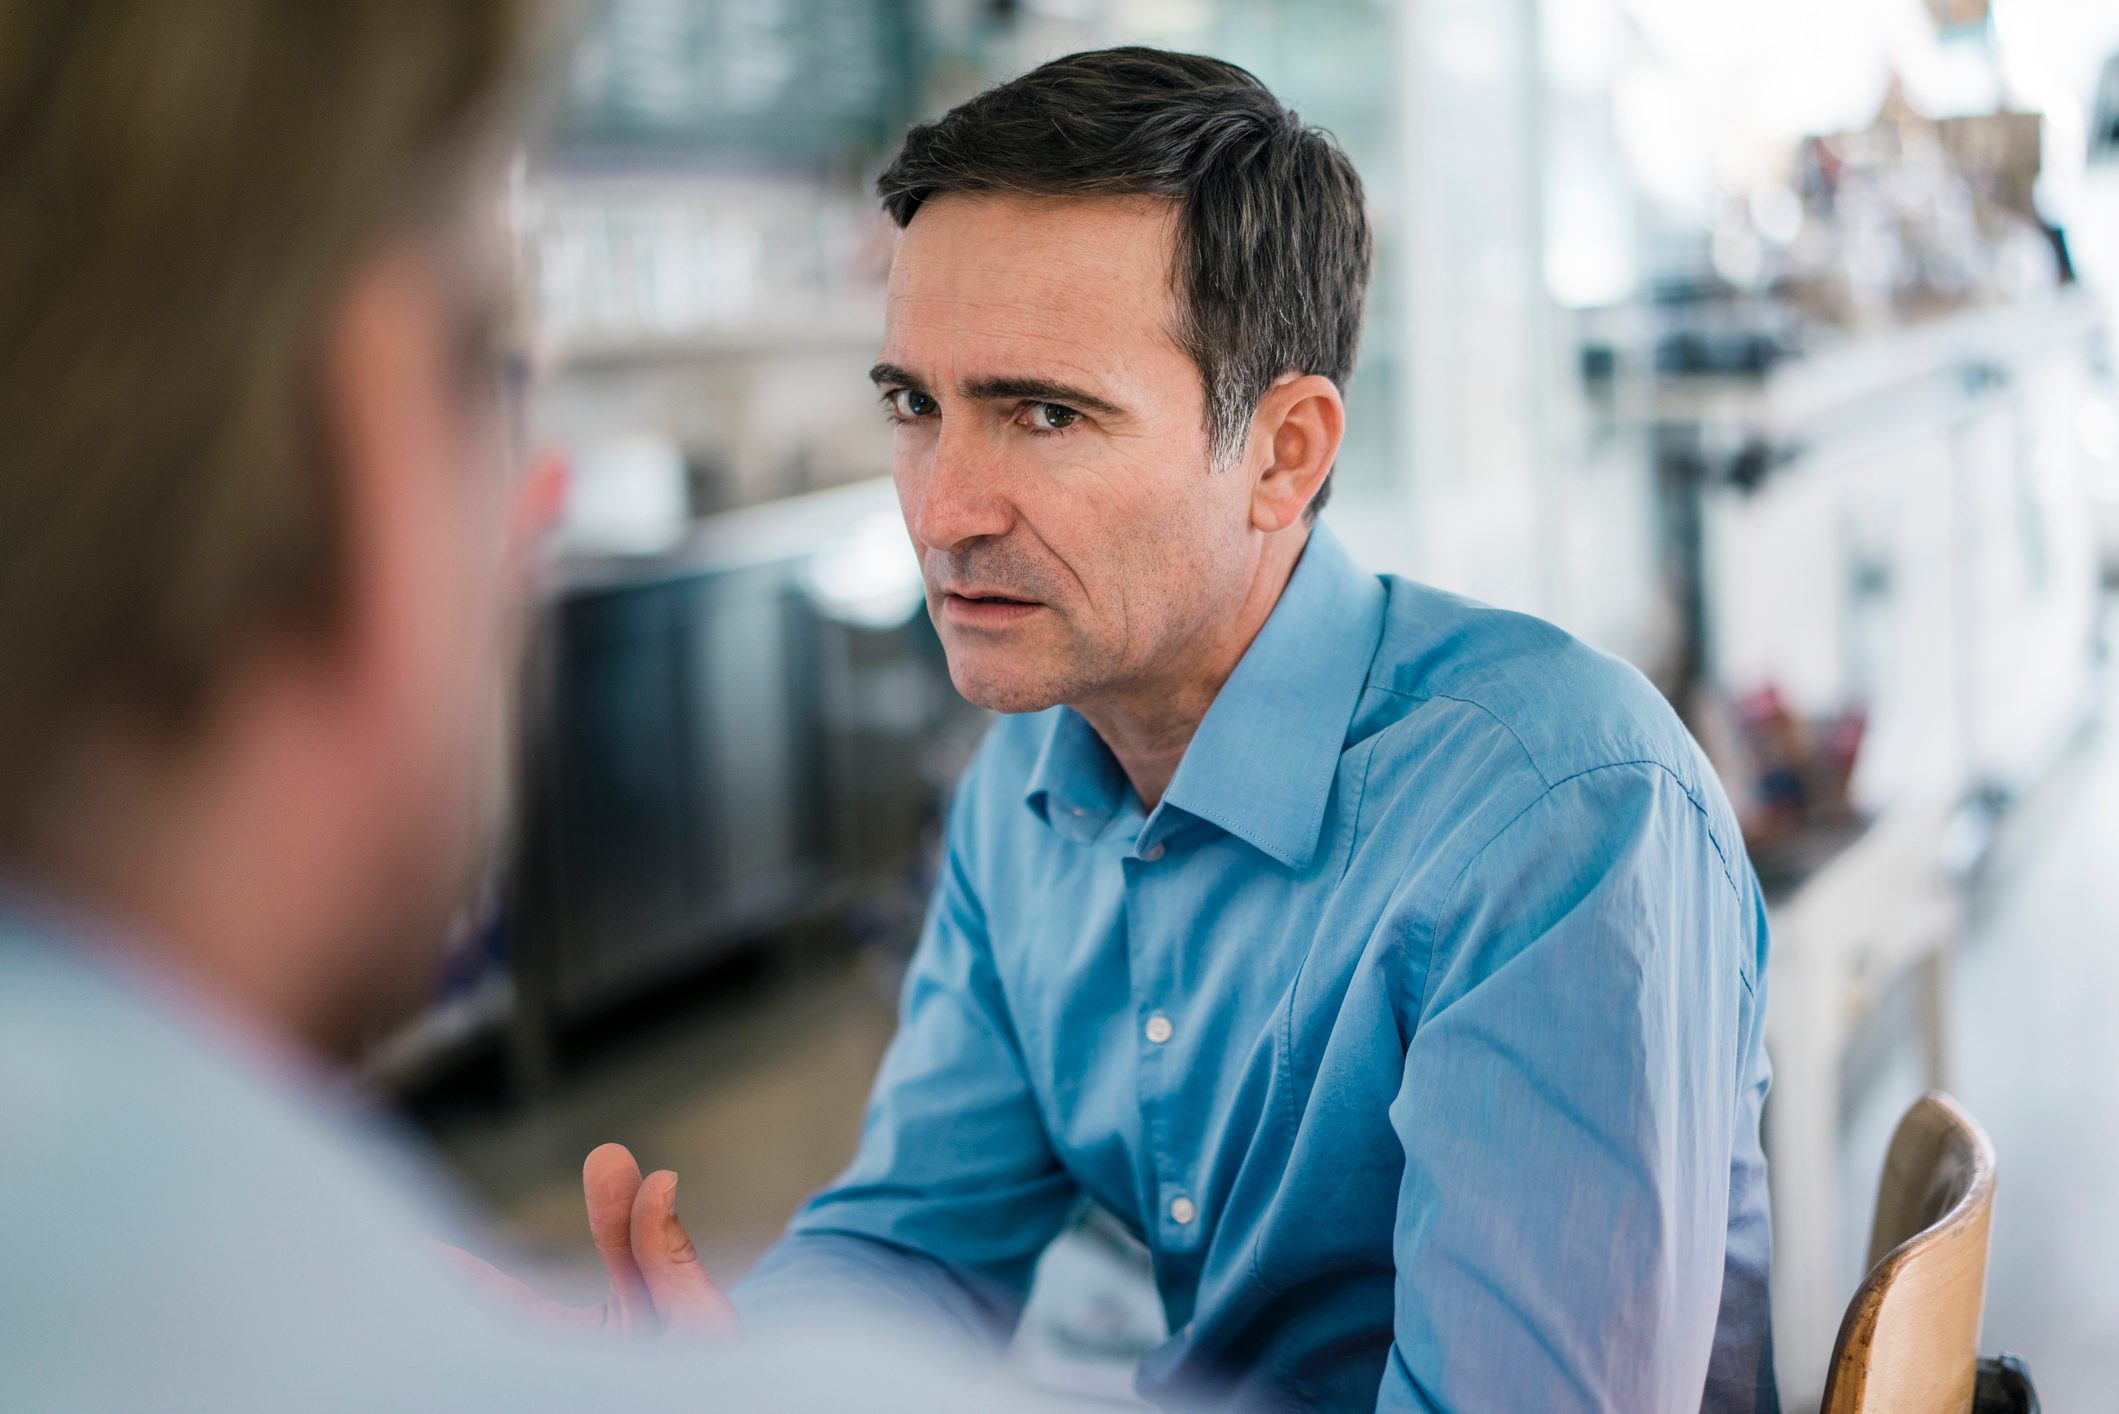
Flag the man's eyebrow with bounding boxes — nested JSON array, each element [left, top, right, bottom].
[[869, 363, 1131, 419], [869, 361, 924, 390], [961, 374, 1128, 419]]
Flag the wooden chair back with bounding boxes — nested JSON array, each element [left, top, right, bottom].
[[1821, 1091, 1997, 1414]]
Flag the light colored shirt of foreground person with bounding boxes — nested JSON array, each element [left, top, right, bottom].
[[0, 895, 1074, 1414]]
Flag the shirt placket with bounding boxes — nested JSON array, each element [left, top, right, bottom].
[[1122, 819, 1204, 1270]]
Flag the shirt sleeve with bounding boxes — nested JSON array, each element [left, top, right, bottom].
[[1376, 762, 1755, 1413], [735, 772, 1081, 1345]]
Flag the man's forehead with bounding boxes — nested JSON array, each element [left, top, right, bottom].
[[883, 192, 1182, 366], [895, 190, 1178, 271]]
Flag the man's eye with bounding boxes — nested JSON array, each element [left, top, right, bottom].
[[884, 389, 938, 420], [1020, 401, 1081, 433]]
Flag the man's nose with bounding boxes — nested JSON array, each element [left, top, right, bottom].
[[910, 423, 1012, 551]]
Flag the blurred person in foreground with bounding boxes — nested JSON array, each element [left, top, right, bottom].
[[0, 5, 1044, 1409], [573, 49, 1778, 1414]]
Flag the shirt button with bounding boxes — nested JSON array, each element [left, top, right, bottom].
[[1169, 1195, 1197, 1225], [1141, 842, 1166, 862], [1144, 1013, 1174, 1045]]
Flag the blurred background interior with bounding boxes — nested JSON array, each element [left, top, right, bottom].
[[375, 0, 2119, 1407]]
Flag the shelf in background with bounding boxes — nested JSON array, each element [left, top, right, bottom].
[[546, 308, 885, 371]]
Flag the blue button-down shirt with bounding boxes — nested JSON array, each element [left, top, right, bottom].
[[742, 524, 1775, 1413]]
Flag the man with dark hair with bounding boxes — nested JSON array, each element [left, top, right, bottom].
[[595, 47, 1775, 1413]]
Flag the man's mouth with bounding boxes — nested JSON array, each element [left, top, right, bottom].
[[941, 590, 1046, 625]]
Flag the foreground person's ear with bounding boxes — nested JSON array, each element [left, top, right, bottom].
[[1247, 372, 1345, 534]]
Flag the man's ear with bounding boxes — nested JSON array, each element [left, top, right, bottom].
[[321, 241, 487, 697], [1247, 373, 1345, 533]]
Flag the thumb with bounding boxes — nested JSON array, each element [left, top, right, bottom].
[[630, 1170, 737, 1340]]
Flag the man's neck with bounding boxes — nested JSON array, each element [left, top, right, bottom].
[[1073, 526, 1310, 811], [18, 727, 370, 1063]]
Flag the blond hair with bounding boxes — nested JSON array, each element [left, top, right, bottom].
[[0, 1, 545, 847]]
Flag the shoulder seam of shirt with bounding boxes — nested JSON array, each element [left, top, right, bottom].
[[1361, 682, 1553, 789], [1411, 757, 1753, 1023], [1432, 756, 1745, 948], [1542, 759, 1742, 898]]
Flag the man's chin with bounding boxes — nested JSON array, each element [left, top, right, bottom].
[[329, 774, 513, 1064], [945, 661, 1071, 716], [952, 682, 1065, 716], [323, 867, 481, 1067]]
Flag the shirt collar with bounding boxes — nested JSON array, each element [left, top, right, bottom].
[[1023, 521, 1387, 867], [1024, 704, 1133, 844]]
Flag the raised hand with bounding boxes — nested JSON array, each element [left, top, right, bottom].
[[438, 1142, 736, 1340]]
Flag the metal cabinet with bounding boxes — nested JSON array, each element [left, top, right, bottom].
[[509, 560, 830, 1073]]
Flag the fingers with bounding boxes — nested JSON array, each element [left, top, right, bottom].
[[629, 1170, 738, 1339], [428, 1239, 606, 1333], [582, 1142, 655, 1338], [436, 1159, 733, 1349]]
